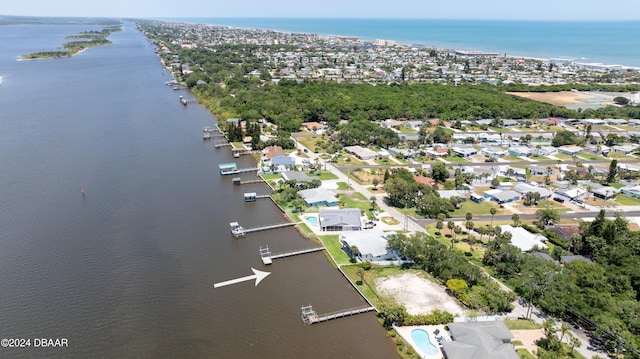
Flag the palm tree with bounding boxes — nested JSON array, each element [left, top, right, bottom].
[[542, 318, 557, 344], [370, 196, 378, 210], [465, 212, 473, 222], [490, 207, 497, 226], [447, 221, 455, 238], [569, 335, 582, 355], [511, 213, 520, 227], [558, 322, 570, 344]]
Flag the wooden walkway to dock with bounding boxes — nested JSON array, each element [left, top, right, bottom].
[[301, 305, 376, 325], [214, 142, 232, 148], [230, 221, 297, 237], [233, 178, 264, 186], [220, 167, 259, 175], [260, 246, 325, 265]]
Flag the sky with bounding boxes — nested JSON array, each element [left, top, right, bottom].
[[3, 0, 640, 21]]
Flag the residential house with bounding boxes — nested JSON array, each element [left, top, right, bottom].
[[554, 187, 587, 201], [499, 225, 548, 252], [561, 255, 593, 265], [302, 121, 325, 133], [442, 321, 519, 359], [405, 120, 425, 129], [621, 185, 640, 198], [513, 183, 553, 199], [477, 132, 502, 142], [318, 208, 362, 231], [483, 189, 520, 204], [268, 154, 296, 172], [481, 147, 508, 158], [558, 145, 583, 156], [537, 146, 558, 156], [281, 171, 315, 184], [530, 165, 551, 176], [380, 119, 405, 129], [261, 145, 286, 161], [340, 230, 399, 262], [508, 146, 533, 157], [426, 147, 449, 158], [344, 145, 379, 160], [298, 188, 339, 207], [612, 144, 638, 155], [591, 186, 618, 200], [451, 147, 478, 158]]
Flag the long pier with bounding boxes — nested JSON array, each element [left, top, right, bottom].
[[301, 305, 376, 325], [221, 167, 259, 175], [229, 221, 297, 237], [233, 178, 264, 186], [259, 246, 325, 265], [214, 142, 232, 148]]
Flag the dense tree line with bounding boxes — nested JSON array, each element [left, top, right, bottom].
[[484, 211, 640, 356], [387, 232, 514, 313]]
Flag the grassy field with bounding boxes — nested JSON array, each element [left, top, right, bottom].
[[449, 200, 500, 217], [308, 171, 339, 180], [505, 319, 543, 330], [295, 135, 321, 152], [339, 195, 374, 217], [614, 194, 640, 205], [318, 235, 351, 265], [443, 155, 470, 164]]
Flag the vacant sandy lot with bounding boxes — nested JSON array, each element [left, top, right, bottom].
[[376, 273, 464, 316], [511, 329, 545, 356], [507, 91, 607, 106]]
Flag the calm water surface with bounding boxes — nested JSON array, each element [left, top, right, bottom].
[[0, 22, 396, 358]]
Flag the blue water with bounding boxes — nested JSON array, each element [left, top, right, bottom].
[[306, 216, 319, 226], [163, 18, 640, 68], [411, 329, 439, 356]]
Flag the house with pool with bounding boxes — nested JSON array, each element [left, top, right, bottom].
[[318, 208, 362, 231], [442, 321, 518, 359], [339, 230, 399, 262]]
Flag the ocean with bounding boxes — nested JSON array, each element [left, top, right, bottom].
[[165, 18, 640, 68]]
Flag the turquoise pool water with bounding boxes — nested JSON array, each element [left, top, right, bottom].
[[410, 329, 439, 356], [306, 216, 318, 226]]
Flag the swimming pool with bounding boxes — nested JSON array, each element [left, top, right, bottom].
[[305, 216, 318, 226], [410, 329, 439, 356]]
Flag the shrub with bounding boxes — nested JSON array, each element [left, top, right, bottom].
[[360, 261, 372, 270]]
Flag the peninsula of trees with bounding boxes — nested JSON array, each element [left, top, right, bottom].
[[21, 25, 121, 60]]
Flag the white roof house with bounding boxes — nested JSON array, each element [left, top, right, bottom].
[[344, 145, 379, 160], [340, 230, 399, 262], [499, 225, 548, 252]]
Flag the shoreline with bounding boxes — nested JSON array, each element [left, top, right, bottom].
[[163, 17, 640, 69]]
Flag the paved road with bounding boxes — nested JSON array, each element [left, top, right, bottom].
[[294, 140, 610, 358]]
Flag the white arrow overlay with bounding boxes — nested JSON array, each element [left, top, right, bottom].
[[213, 268, 271, 288]]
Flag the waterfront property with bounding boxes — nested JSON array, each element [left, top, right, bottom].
[[318, 208, 362, 231], [442, 321, 519, 359], [298, 187, 339, 207], [339, 230, 399, 262]]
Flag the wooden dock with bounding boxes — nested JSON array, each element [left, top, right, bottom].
[[221, 167, 259, 176], [179, 96, 197, 105], [244, 192, 271, 202], [259, 246, 325, 265], [214, 142, 232, 148], [229, 221, 297, 237], [301, 305, 376, 325], [233, 178, 265, 186]]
